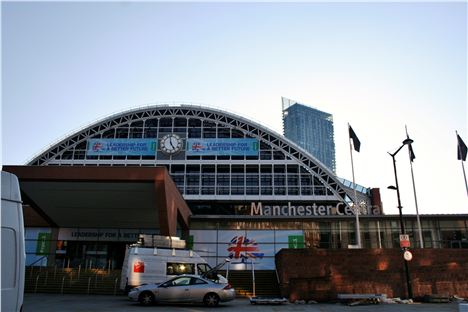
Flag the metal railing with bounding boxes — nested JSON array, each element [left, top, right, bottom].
[[26, 265, 121, 296]]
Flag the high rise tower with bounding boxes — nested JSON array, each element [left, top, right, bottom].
[[282, 97, 336, 172]]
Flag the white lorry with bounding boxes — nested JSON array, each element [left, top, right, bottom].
[[1, 171, 25, 312], [120, 235, 222, 293]]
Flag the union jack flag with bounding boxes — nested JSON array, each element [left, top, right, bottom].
[[227, 236, 264, 262], [92, 142, 103, 152], [191, 143, 204, 151]]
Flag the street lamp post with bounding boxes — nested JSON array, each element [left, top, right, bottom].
[[388, 138, 414, 299]]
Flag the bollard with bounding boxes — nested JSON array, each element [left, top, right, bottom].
[[78, 264, 81, 279], [67, 258, 70, 269], [61, 276, 65, 294], [35, 274, 40, 293], [113, 277, 119, 295], [87, 277, 91, 295], [30, 266, 34, 278]]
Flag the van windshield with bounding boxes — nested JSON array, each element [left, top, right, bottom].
[[166, 263, 195, 275]]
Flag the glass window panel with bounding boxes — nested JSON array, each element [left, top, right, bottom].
[[274, 175, 285, 186], [260, 151, 272, 160], [218, 128, 230, 138], [189, 119, 201, 127], [202, 165, 215, 173], [231, 165, 244, 173], [115, 128, 128, 138], [145, 119, 158, 128], [273, 150, 285, 160], [201, 187, 215, 195], [144, 128, 158, 138], [102, 129, 115, 138], [174, 118, 187, 127], [130, 120, 144, 128], [274, 187, 286, 195], [246, 187, 259, 195], [187, 165, 200, 173], [231, 129, 244, 138], [129, 128, 143, 138], [73, 151, 85, 159], [160, 118, 173, 128], [288, 187, 299, 195], [274, 165, 285, 173], [218, 165, 230, 173], [171, 165, 185, 174], [217, 187, 230, 195], [76, 141, 87, 150]]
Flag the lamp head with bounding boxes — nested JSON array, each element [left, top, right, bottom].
[[402, 138, 414, 145], [388, 185, 397, 190]]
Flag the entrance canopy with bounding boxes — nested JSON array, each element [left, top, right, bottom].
[[3, 166, 191, 236]]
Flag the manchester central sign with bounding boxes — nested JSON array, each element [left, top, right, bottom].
[[250, 202, 381, 217]]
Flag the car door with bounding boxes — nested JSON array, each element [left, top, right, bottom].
[[157, 276, 192, 302], [188, 277, 211, 302]]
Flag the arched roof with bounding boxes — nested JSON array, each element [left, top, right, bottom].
[[28, 104, 352, 203]]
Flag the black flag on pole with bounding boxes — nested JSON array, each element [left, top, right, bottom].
[[457, 134, 467, 161], [405, 125, 416, 162], [348, 125, 361, 152], [408, 143, 416, 162]]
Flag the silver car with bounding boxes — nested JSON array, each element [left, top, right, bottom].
[[128, 274, 236, 307]]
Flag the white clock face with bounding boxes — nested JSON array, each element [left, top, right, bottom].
[[160, 134, 183, 154]]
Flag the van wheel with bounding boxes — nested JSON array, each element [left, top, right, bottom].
[[203, 293, 220, 307], [139, 291, 155, 306]]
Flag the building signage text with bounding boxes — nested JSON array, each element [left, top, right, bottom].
[[86, 139, 157, 156], [250, 202, 381, 217], [186, 138, 259, 156]]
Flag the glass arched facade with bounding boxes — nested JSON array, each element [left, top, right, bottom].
[[29, 105, 359, 208]]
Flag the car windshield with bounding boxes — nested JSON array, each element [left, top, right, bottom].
[[161, 276, 192, 287]]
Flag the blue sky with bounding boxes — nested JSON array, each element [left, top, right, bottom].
[[2, 2, 467, 215]]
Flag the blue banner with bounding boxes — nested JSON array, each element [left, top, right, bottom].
[[186, 138, 259, 156], [87, 139, 157, 156]]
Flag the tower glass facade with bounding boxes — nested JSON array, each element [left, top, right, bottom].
[[282, 97, 336, 172]]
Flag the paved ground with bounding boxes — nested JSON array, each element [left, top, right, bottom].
[[23, 294, 464, 312]]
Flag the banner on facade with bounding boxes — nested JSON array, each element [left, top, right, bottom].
[[36, 232, 51, 255], [58, 228, 146, 242], [86, 139, 157, 156], [288, 235, 304, 248], [186, 139, 259, 156]]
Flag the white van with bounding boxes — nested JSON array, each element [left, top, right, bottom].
[[1, 171, 25, 312], [120, 246, 213, 292]]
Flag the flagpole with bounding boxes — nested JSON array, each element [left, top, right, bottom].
[[457, 131, 468, 196], [461, 161, 468, 196], [406, 126, 423, 248], [348, 123, 362, 248]]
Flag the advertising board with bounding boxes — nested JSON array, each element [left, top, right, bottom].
[[86, 139, 157, 156], [186, 138, 259, 156]]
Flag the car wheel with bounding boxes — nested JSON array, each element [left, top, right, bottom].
[[138, 291, 155, 306], [203, 293, 220, 307]]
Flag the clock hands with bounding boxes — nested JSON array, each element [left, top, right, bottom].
[[169, 138, 176, 149]]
